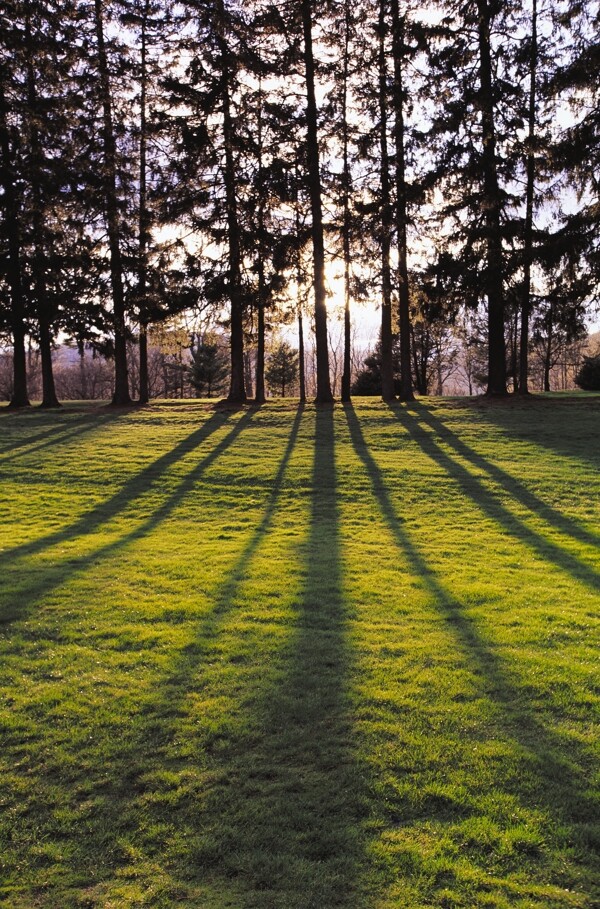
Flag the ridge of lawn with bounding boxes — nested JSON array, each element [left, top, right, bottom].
[[0, 395, 598, 908]]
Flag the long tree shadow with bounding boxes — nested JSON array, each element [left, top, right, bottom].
[[0, 408, 235, 566], [1, 418, 87, 457], [473, 395, 600, 468], [0, 409, 257, 626], [55, 406, 337, 903], [388, 405, 600, 592], [0, 410, 128, 467], [410, 401, 600, 548], [216, 404, 368, 906], [87, 406, 370, 907], [344, 403, 598, 852]]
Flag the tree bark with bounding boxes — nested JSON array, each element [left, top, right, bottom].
[[94, 0, 131, 405], [301, 0, 333, 403], [138, 0, 150, 405], [254, 73, 266, 405], [0, 82, 30, 407], [298, 309, 306, 403], [543, 305, 553, 392], [390, 0, 414, 401], [24, 0, 60, 408], [476, 0, 507, 396], [378, 0, 395, 401], [215, 0, 246, 404], [340, 0, 352, 403], [518, 0, 538, 395]]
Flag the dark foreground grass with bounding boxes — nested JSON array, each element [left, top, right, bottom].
[[0, 395, 598, 908]]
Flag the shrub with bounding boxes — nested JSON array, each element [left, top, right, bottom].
[[575, 354, 600, 391]]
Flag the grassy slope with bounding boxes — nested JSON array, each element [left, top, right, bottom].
[[0, 396, 598, 909]]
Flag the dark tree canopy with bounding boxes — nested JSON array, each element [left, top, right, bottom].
[[0, 0, 597, 405]]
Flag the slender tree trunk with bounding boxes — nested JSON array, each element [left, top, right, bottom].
[[215, 0, 246, 403], [544, 307, 553, 392], [244, 349, 253, 398], [340, 0, 352, 403], [295, 164, 307, 404], [410, 323, 422, 394], [256, 304, 265, 403], [139, 324, 149, 401], [301, 0, 333, 403], [78, 339, 87, 399], [378, 0, 395, 401], [298, 309, 306, 403], [477, 0, 507, 396], [138, 0, 150, 405], [518, 0, 537, 395], [391, 0, 414, 401], [254, 73, 266, 405], [24, 1, 60, 408], [94, 0, 131, 405], [511, 307, 519, 392], [0, 83, 30, 407]]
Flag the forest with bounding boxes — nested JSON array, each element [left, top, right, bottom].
[[1, 0, 599, 407]]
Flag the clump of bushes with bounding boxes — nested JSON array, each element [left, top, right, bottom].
[[575, 354, 600, 391]]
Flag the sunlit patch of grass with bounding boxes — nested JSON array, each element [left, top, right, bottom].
[[0, 395, 598, 908]]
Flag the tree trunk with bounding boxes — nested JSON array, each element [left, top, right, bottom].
[[0, 83, 30, 407], [298, 309, 306, 403], [244, 350, 253, 399], [295, 164, 307, 404], [139, 323, 149, 402], [390, 0, 414, 401], [94, 0, 131, 405], [301, 0, 333, 404], [544, 306, 553, 392], [254, 72, 266, 405], [379, 0, 395, 402], [518, 0, 537, 395], [24, 1, 60, 408], [138, 0, 150, 405], [340, 0, 352, 403], [255, 304, 265, 404], [476, 0, 507, 396], [215, 0, 246, 404]]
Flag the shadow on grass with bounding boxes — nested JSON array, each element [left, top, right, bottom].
[[0, 409, 257, 625], [0, 408, 235, 566], [473, 394, 600, 468], [344, 403, 598, 842], [70, 406, 369, 908], [390, 404, 600, 593], [410, 402, 600, 549], [0, 411, 128, 467], [215, 404, 368, 906]]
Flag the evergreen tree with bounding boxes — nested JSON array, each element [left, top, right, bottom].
[[265, 341, 299, 397], [188, 333, 229, 397]]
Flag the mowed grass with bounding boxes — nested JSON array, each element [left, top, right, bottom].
[[0, 395, 598, 909]]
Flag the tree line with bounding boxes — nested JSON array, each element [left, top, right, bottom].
[[1, 0, 598, 408]]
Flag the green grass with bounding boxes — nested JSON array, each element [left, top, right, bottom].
[[0, 395, 598, 908]]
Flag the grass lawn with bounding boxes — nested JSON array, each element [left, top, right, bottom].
[[0, 394, 598, 908]]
